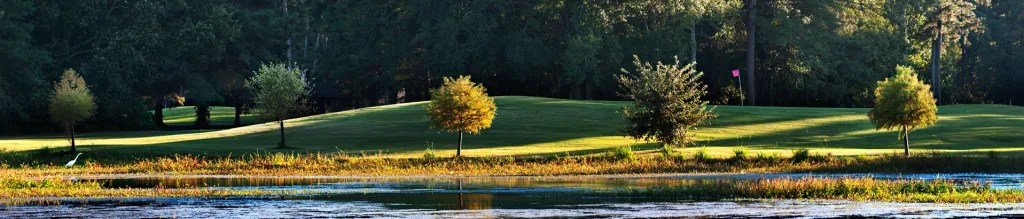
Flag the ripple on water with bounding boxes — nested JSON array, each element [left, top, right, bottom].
[[4, 198, 1024, 218]]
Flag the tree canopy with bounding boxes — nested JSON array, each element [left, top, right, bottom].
[[425, 76, 497, 157], [246, 63, 309, 148], [48, 69, 96, 152], [868, 65, 938, 156], [1, 0, 1022, 135]]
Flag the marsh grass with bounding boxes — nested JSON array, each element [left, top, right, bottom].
[[0, 176, 301, 205], [4, 151, 1024, 178], [608, 177, 1023, 203]]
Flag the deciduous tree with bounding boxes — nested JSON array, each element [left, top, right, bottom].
[[48, 69, 96, 153], [868, 66, 938, 157], [425, 76, 497, 157], [246, 63, 309, 148]]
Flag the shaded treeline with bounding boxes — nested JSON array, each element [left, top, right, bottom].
[[1, 0, 1021, 134]]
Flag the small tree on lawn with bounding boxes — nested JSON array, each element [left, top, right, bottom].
[[617, 55, 716, 147], [246, 63, 309, 148], [868, 65, 938, 157], [49, 69, 96, 153], [425, 76, 497, 157]]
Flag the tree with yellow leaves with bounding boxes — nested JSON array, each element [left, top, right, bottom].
[[868, 65, 938, 157], [49, 69, 96, 153], [425, 76, 497, 157]]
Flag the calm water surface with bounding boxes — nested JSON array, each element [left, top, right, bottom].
[[4, 173, 1024, 218]]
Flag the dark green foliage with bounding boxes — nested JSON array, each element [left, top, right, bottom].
[[194, 104, 211, 129], [0, 0, 51, 134], [2, 0, 1024, 135]]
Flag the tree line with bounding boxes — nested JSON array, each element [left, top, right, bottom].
[[1, 0, 1021, 134]]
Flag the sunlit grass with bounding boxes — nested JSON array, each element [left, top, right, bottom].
[[1, 96, 1021, 158]]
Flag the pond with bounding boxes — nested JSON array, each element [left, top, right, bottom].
[[4, 173, 1024, 218]]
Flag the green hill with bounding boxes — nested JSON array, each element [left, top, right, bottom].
[[3, 96, 1022, 157]]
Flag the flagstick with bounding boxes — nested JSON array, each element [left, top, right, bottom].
[[738, 74, 744, 106]]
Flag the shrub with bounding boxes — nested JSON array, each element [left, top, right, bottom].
[[660, 145, 676, 157], [660, 145, 687, 161], [792, 148, 811, 163], [755, 152, 781, 163], [732, 147, 750, 161], [693, 147, 710, 161], [608, 146, 635, 161], [617, 55, 716, 147], [422, 147, 437, 161]]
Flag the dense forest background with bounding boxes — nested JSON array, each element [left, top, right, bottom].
[[1, 0, 1021, 134]]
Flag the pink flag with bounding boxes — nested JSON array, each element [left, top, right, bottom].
[[731, 69, 740, 78]]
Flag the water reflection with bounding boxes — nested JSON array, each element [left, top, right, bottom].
[[7, 173, 1024, 217], [92, 173, 1024, 190], [4, 196, 1024, 218]]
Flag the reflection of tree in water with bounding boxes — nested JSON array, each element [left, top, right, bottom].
[[456, 179, 493, 210], [456, 193, 494, 210]]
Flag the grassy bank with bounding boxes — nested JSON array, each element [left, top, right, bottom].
[[2, 96, 1022, 157], [612, 177, 1023, 203], [4, 150, 1024, 177], [4, 174, 1023, 204]]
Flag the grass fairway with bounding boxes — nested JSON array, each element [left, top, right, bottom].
[[162, 106, 257, 126], [1, 96, 1022, 157]]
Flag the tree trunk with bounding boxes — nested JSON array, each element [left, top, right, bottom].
[[903, 126, 910, 157], [234, 104, 242, 127], [931, 15, 942, 105], [457, 131, 464, 157], [745, 0, 757, 106], [691, 22, 697, 64], [194, 103, 210, 129], [69, 124, 77, 153], [278, 120, 287, 148], [153, 99, 165, 128], [283, 0, 292, 69], [584, 80, 594, 100]]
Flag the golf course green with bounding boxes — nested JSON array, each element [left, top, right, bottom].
[[2, 96, 1021, 157]]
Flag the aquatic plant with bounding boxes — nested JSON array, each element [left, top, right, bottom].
[[610, 177, 1019, 203]]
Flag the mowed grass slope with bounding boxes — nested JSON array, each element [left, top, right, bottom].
[[1, 96, 1022, 157], [161, 106, 257, 126]]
